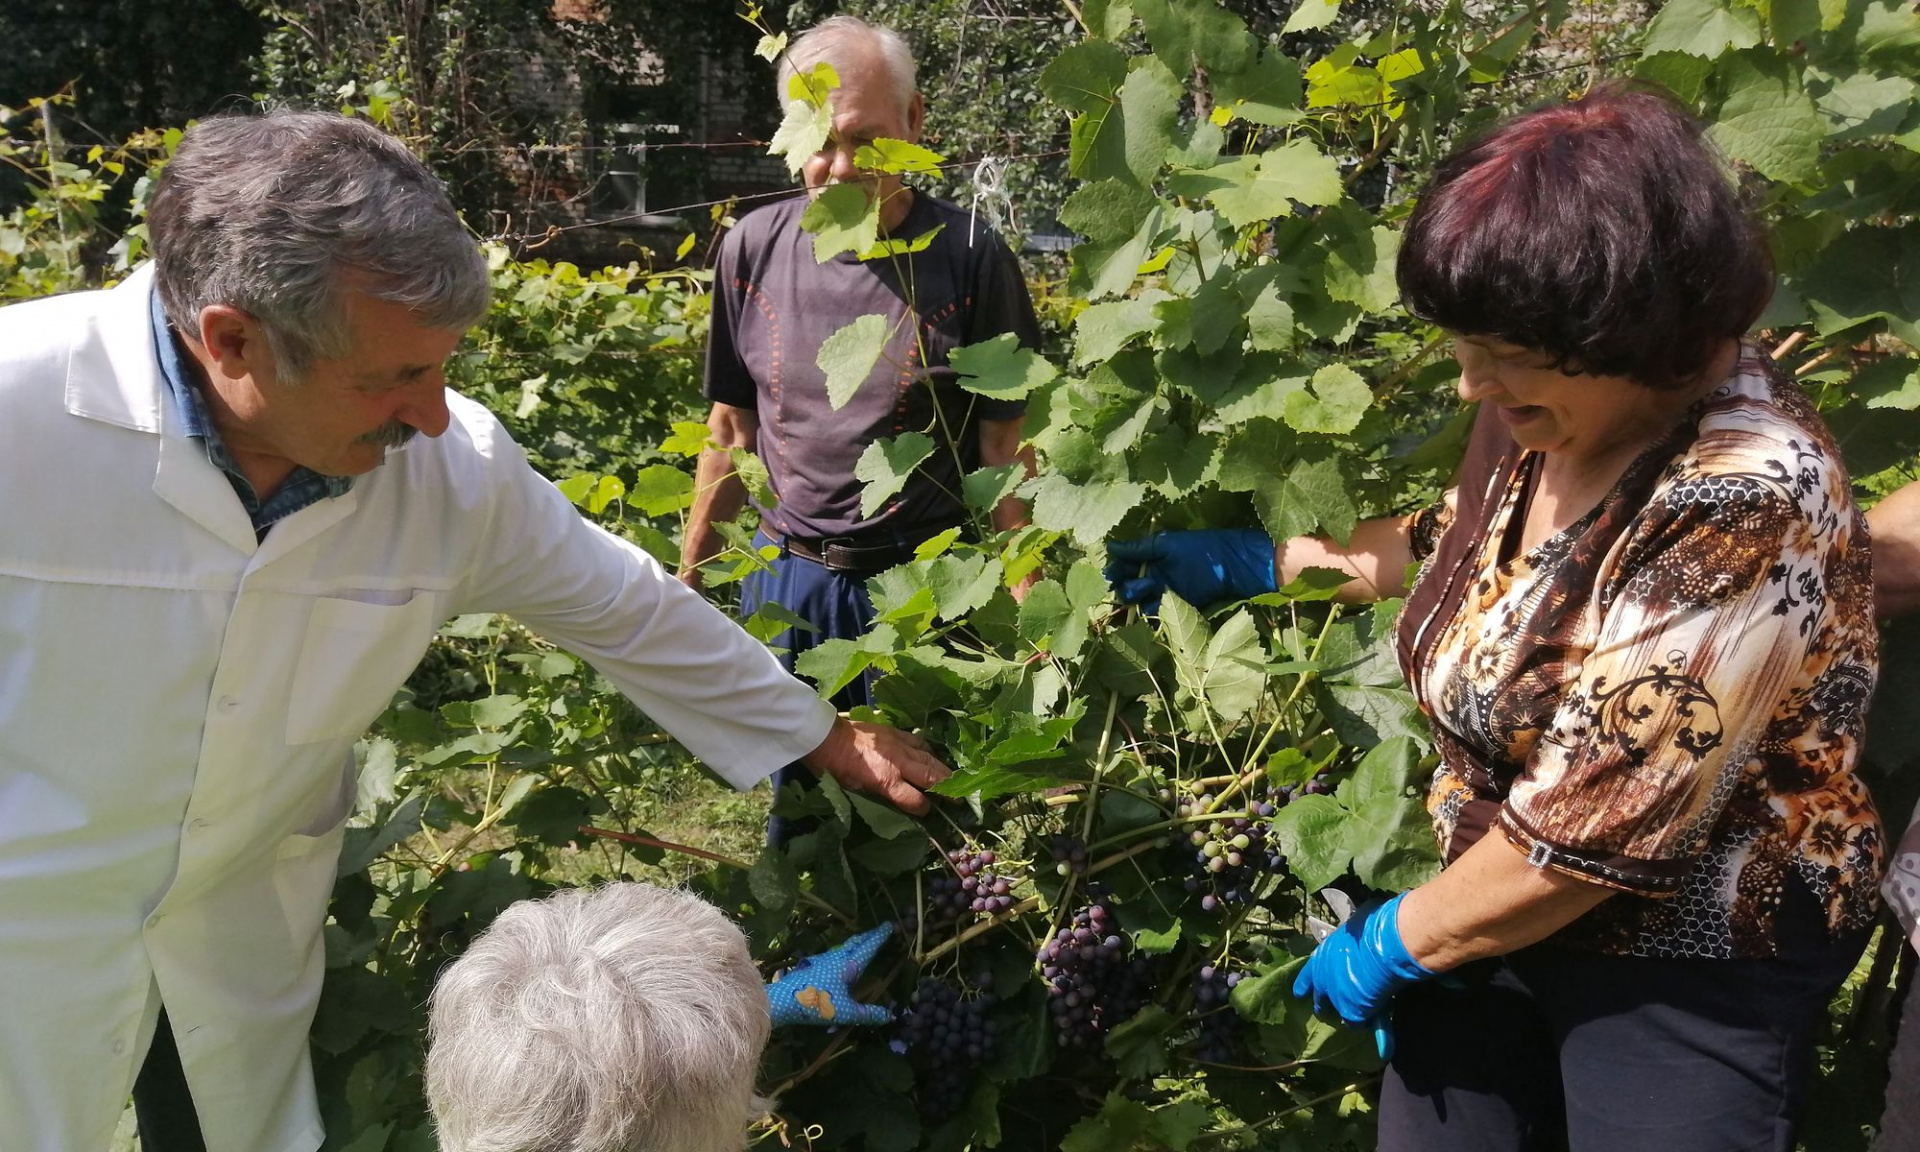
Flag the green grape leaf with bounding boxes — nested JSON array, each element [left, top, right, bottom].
[[963, 463, 1026, 515], [1283, 364, 1373, 435], [1040, 39, 1130, 112], [1132, 0, 1194, 78], [1071, 55, 1183, 188], [1133, 422, 1221, 497], [743, 601, 821, 645], [817, 313, 892, 410], [1642, 0, 1763, 57], [801, 182, 883, 263], [847, 792, 923, 840], [1027, 473, 1148, 543], [1016, 578, 1073, 647], [748, 848, 799, 919], [1213, 50, 1305, 126], [1071, 205, 1166, 300], [1305, 44, 1389, 109], [1322, 208, 1403, 315], [1246, 277, 1296, 351], [1059, 179, 1158, 244], [1061, 1094, 1156, 1152], [1270, 793, 1351, 892], [1229, 956, 1308, 1025], [1183, 141, 1343, 228], [1073, 293, 1167, 364], [1086, 0, 1136, 40], [1105, 1005, 1177, 1077], [1337, 737, 1442, 891], [1634, 51, 1716, 104], [952, 333, 1059, 399], [769, 98, 832, 177], [1284, 0, 1341, 33], [1797, 222, 1920, 346], [853, 137, 944, 174], [853, 432, 937, 518], [1857, 357, 1920, 410], [755, 32, 788, 62], [927, 553, 1005, 620], [659, 419, 713, 457], [1319, 682, 1429, 747], [730, 448, 778, 509], [627, 463, 694, 517], [1467, 9, 1536, 81], [1706, 51, 1825, 186], [1810, 68, 1918, 140], [1287, 449, 1360, 543]]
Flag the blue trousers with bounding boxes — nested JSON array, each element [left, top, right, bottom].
[[738, 533, 878, 845]]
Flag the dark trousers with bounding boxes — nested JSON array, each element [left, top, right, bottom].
[[131, 1012, 207, 1152], [739, 533, 879, 845], [1380, 936, 1867, 1152]]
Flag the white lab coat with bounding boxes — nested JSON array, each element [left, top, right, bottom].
[[0, 266, 835, 1152]]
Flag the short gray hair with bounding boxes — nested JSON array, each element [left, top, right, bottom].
[[778, 16, 918, 117], [148, 110, 489, 381], [426, 883, 771, 1152]]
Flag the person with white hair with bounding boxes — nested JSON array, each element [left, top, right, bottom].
[[426, 885, 895, 1152], [678, 17, 1044, 841], [0, 108, 950, 1152]]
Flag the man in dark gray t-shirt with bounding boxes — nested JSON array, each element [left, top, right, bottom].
[[679, 16, 1040, 837], [698, 189, 1038, 542]]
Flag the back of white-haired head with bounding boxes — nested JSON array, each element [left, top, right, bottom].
[[778, 15, 918, 116], [426, 883, 771, 1152]]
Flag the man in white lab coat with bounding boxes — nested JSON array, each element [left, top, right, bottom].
[[0, 110, 947, 1152]]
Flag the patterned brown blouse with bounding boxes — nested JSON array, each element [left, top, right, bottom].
[[1397, 346, 1883, 959]]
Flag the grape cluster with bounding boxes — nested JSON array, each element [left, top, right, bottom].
[[894, 978, 996, 1118], [1043, 834, 1089, 876], [1190, 964, 1246, 1064], [926, 847, 1015, 922], [1177, 784, 1288, 912], [1036, 894, 1153, 1049]]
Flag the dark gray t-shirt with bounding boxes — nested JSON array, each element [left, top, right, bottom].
[[704, 190, 1040, 540]]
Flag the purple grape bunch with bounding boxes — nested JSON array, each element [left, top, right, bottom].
[[1190, 964, 1246, 1064], [1177, 783, 1290, 913], [927, 847, 1016, 923], [1036, 893, 1153, 1049], [894, 977, 997, 1118]]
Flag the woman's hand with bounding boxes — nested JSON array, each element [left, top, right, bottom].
[[1293, 893, 1434, 1058], [1104, 529, 1277, 610]]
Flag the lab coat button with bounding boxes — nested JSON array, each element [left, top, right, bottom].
[[112, 1039, 127, 1056]]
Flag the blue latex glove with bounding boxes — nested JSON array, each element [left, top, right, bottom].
[[1292, 894, 1434, 1060], [767, 924, 894, 1027], [1105, 530, 1277, 611]]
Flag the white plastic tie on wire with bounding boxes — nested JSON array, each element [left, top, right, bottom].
[[968, 156, 1013, 247]]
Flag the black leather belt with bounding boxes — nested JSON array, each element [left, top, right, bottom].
[[780, 531, 944, 573]]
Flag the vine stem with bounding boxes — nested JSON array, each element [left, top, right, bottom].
[[1196, 1076, 1384, 1144], [576, 826, 854, 924]]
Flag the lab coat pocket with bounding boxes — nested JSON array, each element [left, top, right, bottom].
[[287, 592, 442, 745]]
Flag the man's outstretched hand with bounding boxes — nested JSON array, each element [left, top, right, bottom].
[[802, 717, 949, 814]]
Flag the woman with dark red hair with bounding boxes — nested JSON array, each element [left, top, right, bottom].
[[1108, 83, 1883, 1150]]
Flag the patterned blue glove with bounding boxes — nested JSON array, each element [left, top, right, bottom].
[[1105, 530, 1277, 611], [767, 924, 894, 1027], [1292, 894, 1434, 1060]]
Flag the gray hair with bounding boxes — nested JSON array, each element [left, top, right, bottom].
[[778, 16, 918, 117], [425, 883, 771, 1152], [147, 110, 489, 382]]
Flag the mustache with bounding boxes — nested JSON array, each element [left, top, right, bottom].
[[355, 420, 417, 448]]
